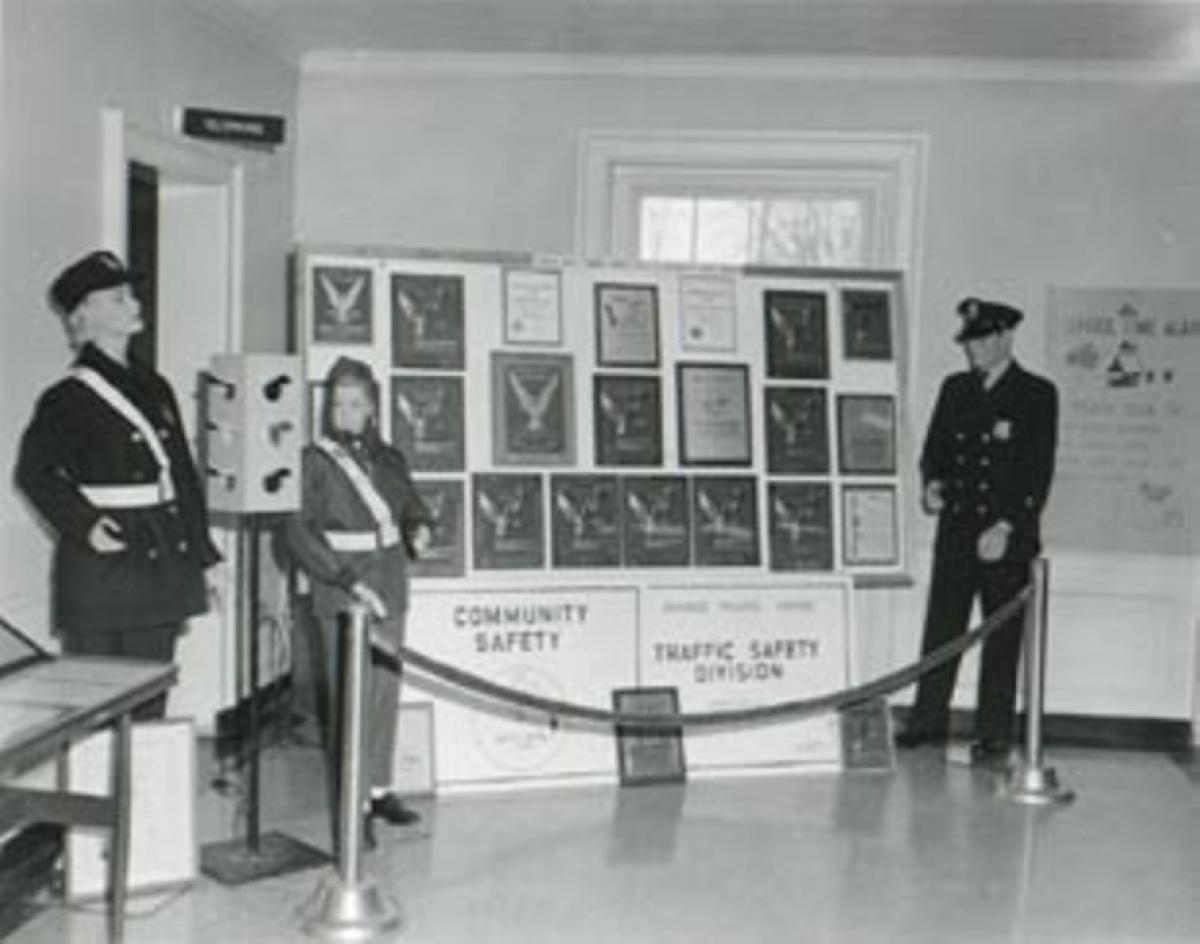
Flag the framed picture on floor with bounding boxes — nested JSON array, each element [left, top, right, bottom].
[[612, 687, 686, 786], [393, 702, 437, 797]]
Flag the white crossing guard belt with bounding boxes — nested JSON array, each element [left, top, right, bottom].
[[315, 438, 401, 555], [70, 367, 176, 507], [324, 523, 401, 553]]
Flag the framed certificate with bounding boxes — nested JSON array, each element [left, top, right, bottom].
[[841, 287, 893, 361], [594, 374, 662, 467], [679, 275, 737, 353], [839, 698, 894, 771], [837, 395, 897, 475], [393, 702, 437, 796], [621, 476, 691, 568], [472, 473, 545, 570], [676, 363, 752, 467], [764, 386, 830, 475], [595, 283, 660, 367], [504, 268, 562, 346], [767, 482, 834, 572], [391, 272, 465, 369], [612, 687, 686, 786], [312, 265, 373, 344], [550, 474, 621, 568], [409, 479, 466, 579], [492, 352, 575, 466], [842, 484, 899, 566], [391, 375, 465, 472], [764, 289, 829, 380], [692, 476, 760, 567]]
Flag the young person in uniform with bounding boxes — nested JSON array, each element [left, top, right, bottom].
[[285, 356, 431, 843], [15, 250, 221, 720], [895, 297, 1058, 767]]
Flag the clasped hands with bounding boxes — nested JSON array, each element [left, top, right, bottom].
[[923, 480, 1012, 562]]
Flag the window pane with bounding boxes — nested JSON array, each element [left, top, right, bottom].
[[760, 199, 865, 267], [639, 197, 695, 264], [694, 198, 753, 265]]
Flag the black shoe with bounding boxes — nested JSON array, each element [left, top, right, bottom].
[[968, 739, 1011, 770], [370, 793, 420, 826], [894, 728, 948, 749], [363, 813, 378, 850]]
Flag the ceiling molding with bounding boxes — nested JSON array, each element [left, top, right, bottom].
[[301, 50, 1200, 85]]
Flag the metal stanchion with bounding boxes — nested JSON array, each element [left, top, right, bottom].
[[300, 604, 401, 941], [1004, 558, 1075, 806]]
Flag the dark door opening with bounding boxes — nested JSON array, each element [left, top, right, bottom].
[[127, 160, 159, 368]]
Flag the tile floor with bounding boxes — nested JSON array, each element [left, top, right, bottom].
[[9, 741, 1200, 943]]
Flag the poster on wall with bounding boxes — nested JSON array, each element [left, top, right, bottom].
[[492, 352, 576, 466], [764, 290, 829, 380], [594, 283, 660, 367], [621, 476, 691, 567], [472, 473, 545, 570], [594, 375, 663, 467], [312, 265, 373, 344], [679, 275, 738, 353], [765, 386, 830, 475], [841, 288, 894, 361], [1044, 287, 1200, 555], [677, 363, 752, 466], [391, 272, 466, 369], [410, 479, 466, 579], [842, 484, 898, 566], [837, 395, 896, 475], [550, 475, 622, 568], [692, 476, 760, 567], [639, 581, 850, 772], [768, 482, 834, 571], [504, 268, 562, 346], [391, 375, 465, 472]]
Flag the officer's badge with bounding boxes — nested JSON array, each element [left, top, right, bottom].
[[993, 419, 1012, 441]]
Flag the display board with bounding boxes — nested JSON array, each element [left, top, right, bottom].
[[295, 245, 910, 789]]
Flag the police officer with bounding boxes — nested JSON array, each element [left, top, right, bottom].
[[895, 297, 1058, 766], [15, 250, 221, 719]]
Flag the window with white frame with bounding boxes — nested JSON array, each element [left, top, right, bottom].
[[577, 131, 926, 273]]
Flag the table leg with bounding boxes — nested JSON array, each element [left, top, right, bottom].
[[107, 713, 132, 944]]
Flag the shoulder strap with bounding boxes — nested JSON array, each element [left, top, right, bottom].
[[71, 367, 172, 478], [314, 438, 395, 531]]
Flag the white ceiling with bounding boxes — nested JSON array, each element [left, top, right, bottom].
[[188, 0, 1200, 68]]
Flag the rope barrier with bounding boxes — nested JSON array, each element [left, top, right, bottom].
[[367, 583, 1032, 730]]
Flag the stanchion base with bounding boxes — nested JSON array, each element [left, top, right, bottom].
[[201, 831, 330, 886], [1003, 763, 1076, 806], [299, 869, 402, 942]]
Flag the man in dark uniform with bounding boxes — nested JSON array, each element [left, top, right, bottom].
[[15, 250, 221, 719], [896, 297, 1058, 766]]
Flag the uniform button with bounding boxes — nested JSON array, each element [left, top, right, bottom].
[[131, 432, 142, 442], [981, 434, 991, 443], [148, 548, 160, 560], [168, 504, 179, 516], [178, 541, 189, 552], [979, 482, 989, 491], [980, 457, 990, 466], [157, 428, 169, 440], [956, 456, 965, 465]]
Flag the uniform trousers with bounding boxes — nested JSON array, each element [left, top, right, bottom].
[[60, 625, 181, 721], [909, 548, 1029, 744]]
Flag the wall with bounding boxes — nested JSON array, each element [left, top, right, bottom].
[[295, 58, 1200, 727], [0, 0, 297, 649]]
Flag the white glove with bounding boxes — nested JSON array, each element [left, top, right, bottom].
[[351, 581, 389, 620], [977, 521, 1012, 562], [922, 480, 946, 515], [87, 515, 127, 554]]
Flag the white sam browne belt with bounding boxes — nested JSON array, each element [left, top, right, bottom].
[[324, 523, 401, 553], [315, 438, 402, 554], [79, 479, 176, 509]]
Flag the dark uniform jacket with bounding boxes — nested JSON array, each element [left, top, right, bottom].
[[921, 361, 1058, 562], [15, 344, 220, 634], [284, 435, 430, 626]]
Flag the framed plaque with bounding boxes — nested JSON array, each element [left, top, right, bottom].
[[692, 476, 760, 567], [391, 272, 465, 369], [842, 484, 899, 566], [764, 289, 829, 380], [841, 288, 893, 361], [768, 482, 834, 572], [391, 375, 465, 472], [393, 701, 437, 796], [550, 474, 621, 568], [612, 687, 686, 786], [312, 265, 373, 344], [622, 476, 691, 568], [677, 363, 752, 467], [595, 283, 660, 367], [472, 473, 545, 570], [594, 375, 662, 467], [492, 352, 576, 466], [837, 394, 897, 475], [765, 386, 830, 475], [504, 268, 562, 346], [679, 275, 737, 353], [410, 479, 466, 579], [839, 697, 894, 771]]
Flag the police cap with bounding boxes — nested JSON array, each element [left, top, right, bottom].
[[49, 250, 140, 315], [955, 297, 1023, 342]]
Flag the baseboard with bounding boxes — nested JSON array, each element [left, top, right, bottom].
[[893, 706, 1192, 753]]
